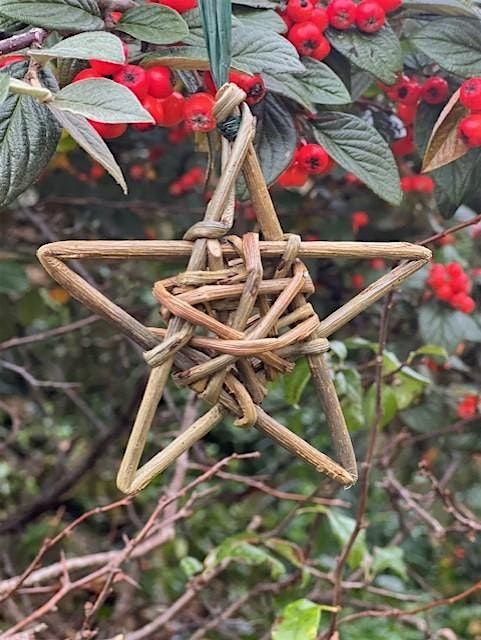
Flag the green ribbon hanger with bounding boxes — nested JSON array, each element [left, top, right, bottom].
[[198, 0, 232, 90]]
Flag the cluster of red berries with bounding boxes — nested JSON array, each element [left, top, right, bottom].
[[458, 78, 481, 148], [279, 0, 402, 61], [278, 142, 334, 187], [147, 0, 197, 12], [72, 49, 220, 138], [427, 262, 476, 314], [380, 74, 449, 158], [400, 174, 434, 193], [169, 166, 204, 196], [456, 394, 479, 419]]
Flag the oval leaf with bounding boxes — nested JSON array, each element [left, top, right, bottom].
[[422, 88, 470, 172], [312, 112, 402, 205], [0, 65, 60, 207], [327, 25, 402, 85], [117, 4, 188, 45], [28, 32, 125, 63], [232, 25, 304, 74], [0, 0, 104, 32], [0, 74, 9, 106], [48, 106, 127, 194], [410, 17, 481, 77], [272, 599, 322, 640], [301, 58, 351, 105], [51, 78, 154, 123]]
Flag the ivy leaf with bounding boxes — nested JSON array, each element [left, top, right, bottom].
[[410, 17, 481, 78], [422, 89, 469, 172], [272, 599, 322, 640], [51, 78, 154, 123], [312, 112, 402, 205], [117, 4, 188, 45], [48, 106, 127, 194], [0, 0, 104, 32], [232, 25, 304, 74], [283, 359, 311, 407], [28, 32, 125, 62], [326, 25, 402, 85], [372, 546, 408, 581], [0, 74, 9, 106], [419, 305, 481, 352], [326, 510, 368, 570], [0, 64, 60, 207]]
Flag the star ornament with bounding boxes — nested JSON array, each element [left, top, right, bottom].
[[37, 84, 432, 495]]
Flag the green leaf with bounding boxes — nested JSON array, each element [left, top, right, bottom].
[[301, 58, 351, 105], [312, 112, 402, 205], [117, 4, 189, 45], [265, 538, 305, 569], [272, 599, 322, 640], [232, 25, 304, 74], [372, 546, 408, 581], [216, 538, 285, 579], [411, 344, 449, 360], [235, 8, 286, 33], [52, 78, 154, 123], [28, 32, 124, 62], [341, 369, 365, 431], [431, 147, 481, 217], [199, 0, 232, 88], [401, 0, 479, 17], [0, 65, 60, 208], [233, 0, 277, 7], [414, 101, 444, 158], [410, 17, 481, 78], [326, 510, 368, 570], [401, 390, 451, 433], [0, 0, 103, 32], [180, 556, 203, 578], [48, 106, 127, 194], [326, 25, 402, 85], [0, 74, 9, 106], [0, 262, 29, 295], [249, 92, 297, 190], [283, 359, 311, 407], [418, 305, 481, 352], [363, 384, 399, 427]]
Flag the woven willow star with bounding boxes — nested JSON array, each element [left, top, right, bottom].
[[37, 85, 431, 494]]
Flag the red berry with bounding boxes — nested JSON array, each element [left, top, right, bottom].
[[455, 294, 475, 314], [459, 114, 481, 148], [311, 36, 331, 61], [400, 176, 414, 191], [0, 54, 25, 68], [278, 9, 294, 30], [391, 132, 415, 156], [159, 91, 185, 127], [435, 284, 453, 302], [295, 143, 331, 174], [393, 76, 422, 105], [457, 395, 478, 419], [286, 0, 314, 23], [146, 66, 174, 99], [422, 76, 449, 105], [278, 164, 309, 187], [229, 71, 266, 105], [90, 164, 105, 180], [154, 0, 197, 11], [427, 264, 447, 289], [288, 21, 322, 56], [141, 95, 165, 126], [351, 210, 369, 233], [446, 262, 464, 278], [396, 102, 417, 125], [375, 0, 401, 12], [168, 122, 189, 143], [460, 77, 481, 111], [130, 164, 145, 180], [88, 121, 127, 139], [113, 64, 149, 99], [351, 273, 365, 289], [355, 1, 385, 33], [327, 0, 357, 30], [72, 68, 102, 82], [90, 42, 127, 76], [311, 6, 329, 30], [370, 258, 386, 270], [183, 92, 216, 132], [450, 273, 470, 293], [110, 10, 122, 22], [411, 174, 434, 193]]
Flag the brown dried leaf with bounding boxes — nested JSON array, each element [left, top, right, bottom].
[[422, 89, 470, 173]]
